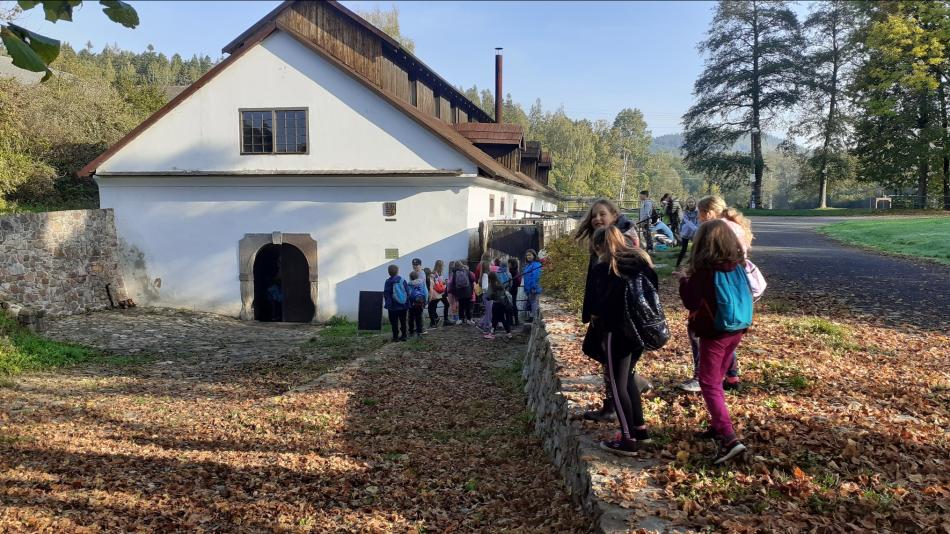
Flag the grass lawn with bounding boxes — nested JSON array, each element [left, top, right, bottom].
[[744, 208, 946, 217], [819, 217, 950, 264], [0, 312, 100, 376]]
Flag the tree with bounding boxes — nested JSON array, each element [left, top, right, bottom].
[[611, 108, 652, 201], [683, 0, 801, 207], [852, 1, 949, 208], [790, 1, 862, 208], [1, 0, 139, 81], [356, 4, 415, 53]]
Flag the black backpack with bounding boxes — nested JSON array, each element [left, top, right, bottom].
[[622, 271, 670, 351], [650, 205, 660, 224]]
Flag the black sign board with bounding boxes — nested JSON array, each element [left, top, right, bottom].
[[357, 291, 384, 331]]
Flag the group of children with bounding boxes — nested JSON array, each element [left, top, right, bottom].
[[577, 195, 755, 465], [382, 252, 543, 342]]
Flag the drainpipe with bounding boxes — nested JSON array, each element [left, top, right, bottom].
[[495, 47, 503, 123]]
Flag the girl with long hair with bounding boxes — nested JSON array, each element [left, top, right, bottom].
[[675, 219, 751, 464], [588, 226, 657, 456]]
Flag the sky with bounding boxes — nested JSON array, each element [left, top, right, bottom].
[[9, 0, 811, 137]]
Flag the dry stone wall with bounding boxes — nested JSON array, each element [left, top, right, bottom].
[[0, 209, 127, 318]]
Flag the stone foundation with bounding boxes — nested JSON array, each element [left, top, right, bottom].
[[0, 209, 127, 317]]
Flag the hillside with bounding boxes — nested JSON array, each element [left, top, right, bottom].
[[650, 132, 787, 154]]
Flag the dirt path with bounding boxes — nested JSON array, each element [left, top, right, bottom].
[[749, 217, 950, 331], [0, 311, 589, 532]]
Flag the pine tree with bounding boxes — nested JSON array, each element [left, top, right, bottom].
[[683, 0, 801, 206]]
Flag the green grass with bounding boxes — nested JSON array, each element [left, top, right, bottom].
[[819, 217, 950, 264], [0, 312, 102, 376], [744, 208, 943, 217], [304, 319, 387, 360]]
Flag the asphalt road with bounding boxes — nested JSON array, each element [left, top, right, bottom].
[[748, 217, 950, 332]]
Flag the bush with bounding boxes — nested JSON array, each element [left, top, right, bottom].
[[541, 236, 589, 313]]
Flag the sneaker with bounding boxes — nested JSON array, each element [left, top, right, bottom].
[[583, 404, 614, 422], [693, 427, 719, 440], [483, 333, 495, 340], [398, 337, 407, 342], [714, 439, 747, 464], [506, 333, 513, 340], [632, 428, 654, 444], [678, 379, 701, 393], [723, 379, 740, 391], [421, 330, 428, 335], [635, 375, 653, 395], [599, 438, 641, 457]]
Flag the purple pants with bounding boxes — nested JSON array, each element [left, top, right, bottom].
[[698, 332, 744, 442]]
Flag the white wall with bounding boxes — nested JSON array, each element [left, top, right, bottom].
[[99, 31, 476, 175], [466, 185, 556, 226], [98, 177, 476, 320]]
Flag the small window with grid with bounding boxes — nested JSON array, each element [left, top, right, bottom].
[[241, 109, 307, 154], [384, 248, 399, 259], [383, 202, 397, 217], [489, 195, 495, 217], [500, 197, 506, 216]]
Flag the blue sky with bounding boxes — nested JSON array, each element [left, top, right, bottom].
[[11, 1, 810, 136]]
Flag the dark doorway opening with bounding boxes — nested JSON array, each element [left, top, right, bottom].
[[253, 243, 315, 322]]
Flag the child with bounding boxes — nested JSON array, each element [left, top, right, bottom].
[[678, 196, 752, 392], [522, 249, 543, 322], [428, 260, 450, 328], [588, 226, 657, 456], [445, 260, 458, 325], [484, 271, 513, 340], [383, 264, 409, 342], [574, 199, 652, 422], [408, 258, 427, 336], [449, 260, 474, 324], [675, 220, 751, 464], [676, 197, 699, 268], [507, 257, 521, 326], [637, 190, 655, 252], [477, 259, 495, 332], [407, 270, 428, 339]]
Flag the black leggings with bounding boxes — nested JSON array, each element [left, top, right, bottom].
[[491, 302, 511, 333], [456, 295, 472, 321], [676, 238, 690, 267], [388, 309, 407, 340], [428, 296, 449, 325], [605, 331, 645, 439]]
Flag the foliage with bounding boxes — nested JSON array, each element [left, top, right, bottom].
[[356, 4, 415, 53], [0, 311, 100, 375], [683, 0, 802, 206], [0, 0, 138, 81], [819, 217, 950, 264], [539, 236, 589, 313], [0, 42, 215, 207]]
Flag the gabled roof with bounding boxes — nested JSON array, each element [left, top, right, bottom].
[[79, 0, 556, 197]]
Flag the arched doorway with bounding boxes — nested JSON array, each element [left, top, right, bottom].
[[252, 243, 315, 323]]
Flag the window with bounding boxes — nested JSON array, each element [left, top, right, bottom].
[[241, 109, 307, 154], [489, 194, 495, 217], [513, 199, 518, 217], [434, 93, 441, 119], [383, 202, 397, 217], [500, 197, 506, 216], [410, 76, 418, 106]]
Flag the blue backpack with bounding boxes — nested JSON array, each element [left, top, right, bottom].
[[409, 283, 426, 308], [713, 268, 753, 331], [392, 279, 408, 305]]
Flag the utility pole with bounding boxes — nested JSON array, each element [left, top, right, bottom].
[[749, 127, 760, 210]]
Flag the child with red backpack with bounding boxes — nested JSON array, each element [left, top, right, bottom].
[[407, 270, 428, 339], [675, 219, 752, 464], [383, 264, 409, 342]]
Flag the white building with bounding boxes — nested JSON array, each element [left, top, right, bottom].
[[81, 0, 557, 322]]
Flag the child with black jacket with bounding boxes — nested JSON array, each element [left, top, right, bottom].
[[588, 226, 657, 456]]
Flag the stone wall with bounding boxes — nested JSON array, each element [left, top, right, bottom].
[[522, 297, 673, 533], [0, 209, 128, 317]]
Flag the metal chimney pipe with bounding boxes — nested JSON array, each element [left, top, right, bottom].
[[495, 47, 503, 123]]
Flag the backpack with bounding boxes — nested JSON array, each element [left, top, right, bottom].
[[744, 260, 767, 301], [391, 279, 407, 305], [497, 270, 512, 290], [621, 272, 670, 351], [650, 205, 660, 224], [713, 268, 753, 331], [410, 283, 426, 309], [433, 276, 446, 294], [453, 268, 471, 296]]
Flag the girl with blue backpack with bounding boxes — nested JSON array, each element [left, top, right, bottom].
[[522, 249, 543, 322], [383, 264, 410, 342], [675, 219, 752, 464]]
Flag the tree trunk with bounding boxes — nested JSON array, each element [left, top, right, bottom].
[[750, 2, 763, 209], [939, 79, 949, 211], [816, 16, 841, 210], [917, 92, 931, 209]]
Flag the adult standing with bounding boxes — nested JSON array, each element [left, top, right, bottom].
[[676, 197, 700, 268], [661, 193, 681, 235], [507, 257, 521, 326], [637, 190, 655, 253], [522, 250, 542, 322], [427, 260, 450, 328]]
